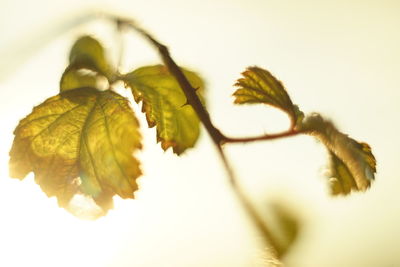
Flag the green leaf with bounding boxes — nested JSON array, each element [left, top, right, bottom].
[[233, 66, 301, 124], [9, 87, 142, 216], [60, 36, 113, 92], [270, 202, 299, 257], [68, 35, 112, 78], [300, 113, 376, 194], [122, 64, 204, 155], [60, 68, 99, 92], [328, 152, 358, 195]]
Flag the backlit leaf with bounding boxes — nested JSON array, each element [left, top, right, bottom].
[[122, 64, 204, 154], [60, 36, 113, 92], [270, 202, 300, 257], [300, 113, 376, 194], [328, 152, 358, 195], [233, 66, 300, 124], [60, 68, 99, 92], [9, 87, 142, 216], [68, 35, 112, 78]]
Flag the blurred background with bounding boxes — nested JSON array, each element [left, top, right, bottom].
[[0, 0, 399, 266]]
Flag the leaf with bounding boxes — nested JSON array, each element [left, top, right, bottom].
[[300, 113, 376, 194], [122, 64, 204, 154], [60, 68, 99, 92], [269, 202, 300, 257], [233, 66, 300, 124], [9, 87, 142, 215], [68, 35, 112, 78], [60, 36, 113, 92], [328, 152, 358, 195]]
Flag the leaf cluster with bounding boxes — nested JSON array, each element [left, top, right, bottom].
[[233, 66, 376, 195], [9, 36, 204, 215]]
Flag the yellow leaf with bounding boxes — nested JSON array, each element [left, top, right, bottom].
[[60, 68, 99, 92], [233, 66, 300, 123], [301, 113, 376, 194], [123, 64, 204, 154], [9, 87, 142, 215]]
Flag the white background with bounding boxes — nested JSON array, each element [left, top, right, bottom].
[[0, 0, 399, 266]]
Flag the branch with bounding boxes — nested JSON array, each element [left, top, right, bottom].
[[113, 16, 285, 258], [214, 145, 283, 258], [115, 19, 126, 74], [224, 129, 303, 144], [114, 17, 225, 146]]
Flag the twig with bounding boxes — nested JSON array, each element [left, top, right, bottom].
[[115, 19, 126, 74], [115, 16, 287, 258], [215, 145, 283, 258], [224, 129, 303, 144], [116, 18, 225, 146]]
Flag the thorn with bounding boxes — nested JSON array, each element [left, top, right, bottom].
[[194, 87, 200, 92], [181, 101, 190, 108]]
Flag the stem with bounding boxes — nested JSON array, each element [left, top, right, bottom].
[[115, 16, 285, 258], [224, 129, 302, 144], [215, 145, 283, 258], [115, 19, 125, 74], [116, 17, 225, 146]]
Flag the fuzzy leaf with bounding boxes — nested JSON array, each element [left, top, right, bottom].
[[9, 87, 142, 215], [328, 152, 358, 195], [301, 113, 376, 194], [233, 66, 300, 123], [123, 64, 204, 154]]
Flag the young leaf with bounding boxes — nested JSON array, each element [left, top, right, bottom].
[[300, 113, 376, 194], [60, 68, 99, 92], [269, 202, 300, 257], [60, 36, 113, 92], [233, 66, 300, 124], [9, 87, 142, 214], [68, 35, 112, 78], [122, 64, 204, 155], [328, 151, 358, 195]]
